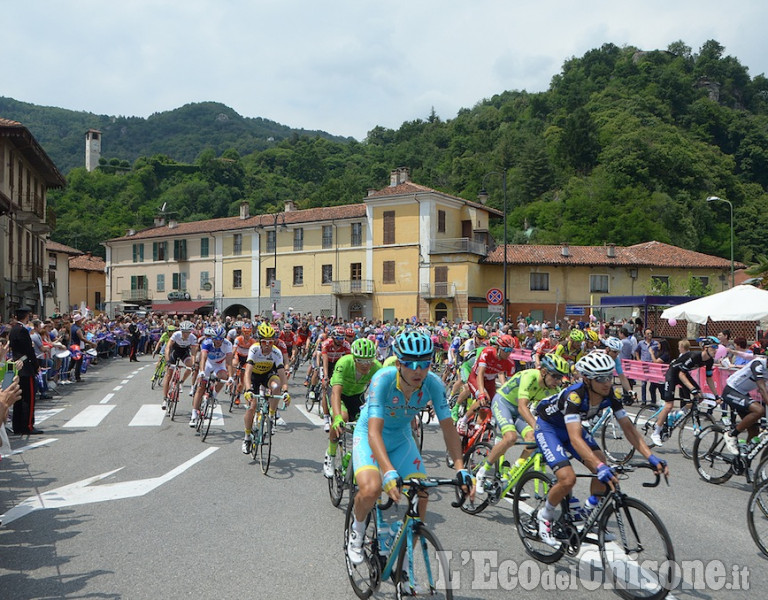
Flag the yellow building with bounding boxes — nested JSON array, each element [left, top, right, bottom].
[[69, 253, 106, 314]]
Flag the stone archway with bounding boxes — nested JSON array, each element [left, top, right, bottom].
[[223, 304, 251, 319], [349, 301, 364, 320], [435, 302, 448, 322]]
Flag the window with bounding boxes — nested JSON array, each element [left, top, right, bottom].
[[322, 225, 333, 249], [233, 233, 242, 256], [157, 274, 165, 292], [293, 228, 304, 251], [530, 272, 549, 291], [266, 267, 275, 286], [350, 263, 362, 281], [383, 261, 395, 284], [438, 210, 446, 233], [322, 264, 333, 284], [131, 275, 148, 290], [173, 239, 187, 261], [153, 241, 167, 261], [351, 222, 362, 246], [132, 243, 144, 263], [694, 276, 709, 287], [293, 265, 304, 285], [266, 230, 276, 253], [172, 272, 187, 290], [200, 271, 210, 287], [590, 274, 609, 293], [233, 269, 242, 289], [200, 237, 209, 258], [48, 253, 57, 269], [383, 211, 395, 245]]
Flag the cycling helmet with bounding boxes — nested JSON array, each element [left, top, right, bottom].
[[166, 325, 177, 332], [541, 354, 570, 377], [179, 321, 194, 332], [393, 331, 433, 361], [603, 336, 622, 352], [475, 327, 488, 339], [212, 325, 226, 340], [569, 329, 586, 343], [332, 326, 345, 340], [488, 335, 499, 347], [699, 336, 720, 348], [459, 330, 469, 339], [241, 322, 253, 333], [203, 326, 216, 337], [585, 329, 599, 343], [257, 323, 276, 340], [497, 334, 515, 349], [351, 338, 376, 359], [575, 353, 615, 379]]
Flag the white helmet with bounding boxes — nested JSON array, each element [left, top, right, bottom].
[[603, 336, 622, 352], [179, 321, 194, 331], [575, 352, 615, 379]]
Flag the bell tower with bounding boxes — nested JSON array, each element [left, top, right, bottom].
[[85, 129, 102, 172]]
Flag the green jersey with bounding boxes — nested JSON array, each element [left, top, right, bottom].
[[382, 355, 397, 368], [496, 368, 557, 408], [330, 354, 382, 396]]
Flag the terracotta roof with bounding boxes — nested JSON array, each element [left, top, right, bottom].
[[0, 117, 22, 126], [0, 116, 66, 187], [47, 240, 83, 255], [484, 241, 744, 269], [106, 203, 368, 243], [367, 181, 503, 216], [69, 253, 106, 272]]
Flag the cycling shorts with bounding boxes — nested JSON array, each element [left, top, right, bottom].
[[169, 346, 191, 364], [722, 385, 762, 418], [468, 373, 498, 400], [335, 392, 365, 422], [534, 417, 600, 472], [236, 353, 249, 367], [200, 361, 228, 380], [250, 371, 280, 393], [353, 426, 426, 481], [491, 394, 531, 437]]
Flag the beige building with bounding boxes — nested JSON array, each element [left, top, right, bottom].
[[69, 253, 106, 314], [0, 117, 65, 318], [46, 240, 82, 316]]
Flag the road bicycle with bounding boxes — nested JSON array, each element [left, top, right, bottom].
[[587, 406, 635, 465], [462, 441, 547, 515], [165, 362, 194, 421], [747, 476, 768, 557], [150, 355, 166, 390], [305, 367, 326, 414], [513, 463, 674, 600], [692, 418, 768, 485], [196, 374, 220, 442], [248, 390, 275, 474], [634, 394, 717, 459], [228, 365, 245, 412], [329, 421, 357, 508], [344, 477, 467, 599]]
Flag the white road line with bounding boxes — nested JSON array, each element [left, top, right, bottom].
[[1, 438, 57, 457], [33, 408, 65, 424], [121, 379, 129, 384], [295, 404, 326, 426], [129, 405, 167, 426], [211, 405, 225, 428], [63, 405, 116, 428], [100, 393, 115, 404], [113, 386, 123, 391]]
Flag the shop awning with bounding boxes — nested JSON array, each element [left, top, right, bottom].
[[150, 301, 213, 315]]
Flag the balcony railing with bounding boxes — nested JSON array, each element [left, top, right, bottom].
[[429, 238, 487, 256], [332, 279, 374, 295], [121, 289, 150, 301], [17, 192, 46, 221], [420, 283, 457, 299]]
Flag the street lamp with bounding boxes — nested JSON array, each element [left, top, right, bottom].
[[259, 211, 286, 312], [479, 170, 508, 323], [706, 195, 734, 288]]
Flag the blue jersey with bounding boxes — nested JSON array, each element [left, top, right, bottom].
[[357, 368, 450, 436], [536, 381, 626, 428], [201, 338, 233, 364]]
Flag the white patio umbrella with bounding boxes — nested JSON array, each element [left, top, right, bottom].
[[660, 285, 768, 325]]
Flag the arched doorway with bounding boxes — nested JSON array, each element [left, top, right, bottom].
[[434, 302, 448, 322], [349, 301, 364, 320], [223, 304, 251, 319]]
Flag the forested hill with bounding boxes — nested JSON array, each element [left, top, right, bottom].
[[17, 40, 768, 271], [0, 97, 351, 172]]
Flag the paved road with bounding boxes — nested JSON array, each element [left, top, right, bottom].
[[1, 357, 766, 599]]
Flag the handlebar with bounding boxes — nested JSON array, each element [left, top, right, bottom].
[[377, 477, 469, 510], [612, 463, 668, 488]]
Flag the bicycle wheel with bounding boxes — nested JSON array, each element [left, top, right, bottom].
[[601, 412, 635, 465], [259, 410, 272, 474], [343, 492, 380, 599], [459, 441, 493, 515], [692, 424, 734, 484], [195, 397, 205, 434], [512, 469, 564, 563], [599, 497, 675, 600], [412, 417, 424, 452], [748, 479, 768, 557], [151, 363, 162, 390], [168, 376, 180, 420], [677, 411, 715, 459], [251, 413, 261, 462], [633, 405, 660, 448], [228, 385, 238, 413], [393, 523, 453, 599], [329, 436, 345, 507], [754, 454, 768, 492], [201, 398, 215, 442]]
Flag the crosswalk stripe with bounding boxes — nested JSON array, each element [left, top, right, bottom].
[[34, 408, 65, 424], [295, 404, 326, 426], [63, 405, 116, 428], [211, 405, 225, 428], [129, 405, 167, 427], [100, 393, 115, 404]]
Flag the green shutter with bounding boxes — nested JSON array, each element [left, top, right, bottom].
[[131, 275, 137, 290], [153, 242, 158, 261]]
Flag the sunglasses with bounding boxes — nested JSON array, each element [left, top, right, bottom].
[[355, 358, 373, 365], [592, 375, 613, 384], [400, 360, 432, 370]]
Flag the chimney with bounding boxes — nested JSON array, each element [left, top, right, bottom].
[[367, 188, 377, 197], [127, 228, 136, 236], [168, 220, 178, 229], [154, 216, 165, 227], [389, 166, 411, 187], [561, 242, 570, 257], [284, 200, 296, 212], [606, 243, 616, 258], [239, 201, 250, 219]]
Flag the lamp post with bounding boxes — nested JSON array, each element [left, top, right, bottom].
[[706, 195, 734, 288], [478, 170, 508, 323], [261, 211, 285, 313]]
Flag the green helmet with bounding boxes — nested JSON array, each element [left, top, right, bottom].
[[351, 338, 376, 359]]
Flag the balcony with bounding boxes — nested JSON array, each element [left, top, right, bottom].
[[16, 192, 46, 223], [429, 238, 487, 256], [332, 280, 374, 295], [121, 289, 150, 301], [14, 263, 45, 291], [420, 283, 457, 299]]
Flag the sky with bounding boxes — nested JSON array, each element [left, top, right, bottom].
[[4, 1, 768, 141]]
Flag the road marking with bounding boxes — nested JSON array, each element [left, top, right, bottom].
[[129, 405, 167, 426], [33, 408, 65, 424], [100, 393, 115, 404], [1, 438, 57, 458], [1, 447, 218, 525], [63, 405, 116, 428], [113, 385, 123, 391], [211, 405, 224, 428], [121, 379, 129, 384], [295, 404, 326, 426]]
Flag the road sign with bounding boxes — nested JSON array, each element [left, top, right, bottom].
[[486, 288, 504, 305], [270, 280, 281, 300], [487, 304, 503, 314], [565, 305, 585, 316]]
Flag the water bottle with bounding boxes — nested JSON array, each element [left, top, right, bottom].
[[569, 497, 582, 521], [308, 390, 315, 400], [378, 526, 392, 555], [278, 397, 286, 410], [667, 413, 675, 427], [341, 452, 350, 470], [673, 409, 685, 425], [582, 495, 600, 521]]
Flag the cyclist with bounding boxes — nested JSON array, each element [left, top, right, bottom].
[[279, 322, 296, 373], [375, 327, 395, 362], [720, 354, 768, 453], [534, 353, 668, 547], [475, 354, 570, 494], [346, 331, 473, 564], [600, 336, 635, 403], [652, 336, 719, 447], [323, 338, 382, 478], [241, 323, 290, 454], [190, 325, 234, 428], [320, 326, 352, 432], [151, 324, 175, 384], [161, 321, 197, 410], [554, 329, 586, 365], [231, 321, 255, 402]]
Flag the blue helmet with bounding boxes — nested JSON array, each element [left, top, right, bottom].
[[394, 331, 433, 361], [212, 325, 226, 340]]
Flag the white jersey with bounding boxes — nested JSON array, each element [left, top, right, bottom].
[[246, 344, 284, 375], [726, 357, 768, 394], [170, 331, 197, 348]]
